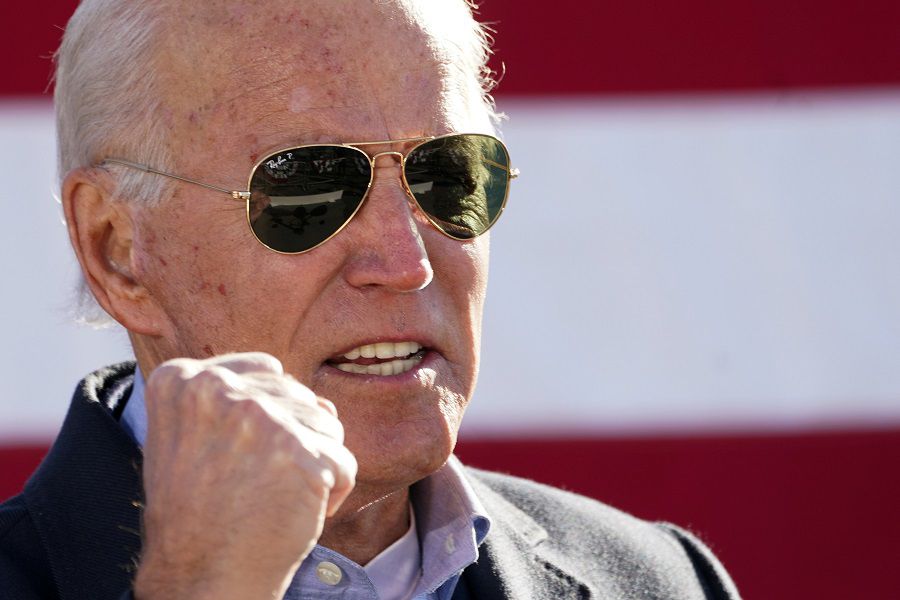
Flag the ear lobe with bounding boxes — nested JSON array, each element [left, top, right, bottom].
[[61, 169, 164, 336]]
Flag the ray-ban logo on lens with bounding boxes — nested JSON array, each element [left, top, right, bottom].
[[264, 153, 299, 180]]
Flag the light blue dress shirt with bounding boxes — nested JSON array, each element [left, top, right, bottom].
[[120, 367, 490, 599]]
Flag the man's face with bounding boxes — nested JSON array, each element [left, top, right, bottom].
[[128, 0, 494, 494]]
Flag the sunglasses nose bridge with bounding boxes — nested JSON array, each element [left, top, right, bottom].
[[368, 149, 415, 199], [369, 150, 405, 166]]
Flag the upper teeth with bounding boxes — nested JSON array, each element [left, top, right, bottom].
[[343, 341, 422, 360]]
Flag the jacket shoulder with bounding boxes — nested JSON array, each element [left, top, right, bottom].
[[0, 494, 58, 599], [466, 467, 740, 599]]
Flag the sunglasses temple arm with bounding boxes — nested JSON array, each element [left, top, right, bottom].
[[481, 158, 519, 179], [102, 158, 250, 200]]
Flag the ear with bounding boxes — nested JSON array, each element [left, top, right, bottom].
[[62, 168, 166, 336]]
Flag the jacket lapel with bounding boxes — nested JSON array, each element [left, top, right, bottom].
[[464, 472, 592, 600], [24, 363, 144, 600]]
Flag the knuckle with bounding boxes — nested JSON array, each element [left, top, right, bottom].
[[316, 397, 338, 416], [322, 413, 345, 443], [190, 366, 243, 402], [156, 357, 200, 380], [232, 396, 270, 421], [329, 459, 357, 494], [190, 366, 226, 388], [290, 405, 343, 442], [336, 444, 358, 479], [214, 351, 284, 375], [298, 462, 336, 498], [280, 374, 316, 405], [147, 359, 191, 390], [226, 398, 279, 439], [249, 352, 285, 374], [145, 359, 203, 417]]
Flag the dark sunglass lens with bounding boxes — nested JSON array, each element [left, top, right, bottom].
[[248, 146, 371, 253], [405, 134, 510, 239]]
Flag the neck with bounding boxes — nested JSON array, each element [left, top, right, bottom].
[[319, 484, 411, 566]]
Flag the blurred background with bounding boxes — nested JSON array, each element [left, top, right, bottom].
[[2, 1, 899, 597]]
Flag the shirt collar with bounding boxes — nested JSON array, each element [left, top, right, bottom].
[[119, 364, 147, 445], [411, 455, 491, 593]]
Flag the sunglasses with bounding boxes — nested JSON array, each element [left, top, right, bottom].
[[103, 133, 517, 254]]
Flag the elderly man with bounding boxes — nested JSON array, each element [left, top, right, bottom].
[[1, 1, 739, 599]]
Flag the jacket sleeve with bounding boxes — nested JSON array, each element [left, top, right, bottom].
[[656, 522, 742, 600]]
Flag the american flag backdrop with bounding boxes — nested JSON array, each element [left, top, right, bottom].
[[2, 2, 899, 598]]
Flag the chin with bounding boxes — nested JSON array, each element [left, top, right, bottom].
[[314, 363, 472, 490], [345, 410, 461, 490]]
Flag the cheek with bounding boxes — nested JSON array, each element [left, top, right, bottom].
[[136, 227, 214, 299], [462, 238, 490, 386], [131, 206, 253, 346], [431, 234, 490, 382], [453, 235, 490, 329]]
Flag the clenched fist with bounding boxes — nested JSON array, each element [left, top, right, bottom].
[[133, 353, 357, 600]]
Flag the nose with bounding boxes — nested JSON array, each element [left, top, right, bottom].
[[340, 154, 434, 292]]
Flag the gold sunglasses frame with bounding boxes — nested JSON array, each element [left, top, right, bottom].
[[103, 132, 518, 255]]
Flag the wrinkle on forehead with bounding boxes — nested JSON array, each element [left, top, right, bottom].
[[154, 0, 489, 153], [162, 3, 474, 77]]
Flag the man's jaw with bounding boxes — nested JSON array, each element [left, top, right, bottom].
[[326, 341, 429, 377]]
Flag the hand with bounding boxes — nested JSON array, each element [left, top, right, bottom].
[[133, 353, 357, 600]]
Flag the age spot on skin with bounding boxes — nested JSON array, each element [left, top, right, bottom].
[[289, 87, 314, 113], [244, 135, 260, 162], [160, 107, 176, 129], [218, 283, 227, 296], [159, 257, 168, 267], [202, 344, 214, 357]]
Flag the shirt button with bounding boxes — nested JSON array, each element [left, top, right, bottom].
[[316, 561, 343, 586]]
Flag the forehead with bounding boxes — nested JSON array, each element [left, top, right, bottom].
[[156, 0, 490, 146]]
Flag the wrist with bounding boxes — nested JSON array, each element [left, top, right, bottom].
[[133, 552, 295, 600]]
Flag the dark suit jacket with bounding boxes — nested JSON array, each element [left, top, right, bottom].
[[0, 364, 740, 599]]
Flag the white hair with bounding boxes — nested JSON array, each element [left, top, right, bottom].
[[56, 0, 174, 325], [55, 0, 173, 201], [462, 1, 503, 127], [55, 0, 500, 326]]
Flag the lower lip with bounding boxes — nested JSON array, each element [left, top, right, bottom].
[[322, 350, 438, 381]]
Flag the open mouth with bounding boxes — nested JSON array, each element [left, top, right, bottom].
[[326, 341, 428, 376]]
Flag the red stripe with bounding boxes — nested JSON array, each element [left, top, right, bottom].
[[2, 0, 900, 96], [457, 430, 900, 600], [0, 445, 47, 501], [4, 429, 899, 599], [0, 1, 74, 97], [480, 0, 900, 94]]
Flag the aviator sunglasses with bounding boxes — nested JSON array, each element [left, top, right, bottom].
[[103, 133, 518, 254]]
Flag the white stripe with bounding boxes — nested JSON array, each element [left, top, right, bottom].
[[470, 89, 900, 435], [1, 91, 899, 439], [0, 100, 130, 442]]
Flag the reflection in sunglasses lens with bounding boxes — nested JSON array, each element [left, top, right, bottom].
[[249, 146, 371, 253], [405, 134, 510, 239]]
